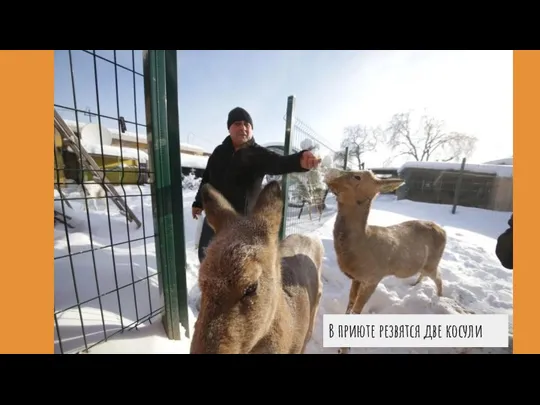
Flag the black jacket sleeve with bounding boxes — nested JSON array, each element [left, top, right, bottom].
[[495, 214, 513, 270], [239, 145, 310, 176], [192, 151, 216, 209]]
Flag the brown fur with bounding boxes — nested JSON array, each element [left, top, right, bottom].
[[190, 180, 324, 354], [324, 169, 447, 354]]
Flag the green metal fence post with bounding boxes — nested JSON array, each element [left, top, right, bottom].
[[142, 50, 190, 340], [279, 95, 295, 241]]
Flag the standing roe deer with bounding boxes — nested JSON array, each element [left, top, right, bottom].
[[324, 168, 447, 354], [190, 180, 324, 354]]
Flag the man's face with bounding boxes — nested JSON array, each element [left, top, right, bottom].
[[229, 120, 253, 146]]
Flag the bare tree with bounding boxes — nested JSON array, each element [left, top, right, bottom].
[[383, 111, 477, 164], [335, 124, 380, 169]]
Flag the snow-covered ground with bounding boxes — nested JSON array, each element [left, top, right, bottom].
[[54, 174, 513, 354]]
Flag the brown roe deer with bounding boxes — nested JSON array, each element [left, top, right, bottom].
[[324, 169, 447, 354], [190, 180, 324, 354]]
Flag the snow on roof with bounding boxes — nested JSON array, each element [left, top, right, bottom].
[[63, 119, 147, 143], [180, 153, 208, 170], [62, 119, 208, 154], [398, 160, 513, 178], [180, 143, 206, 154], [483, 157, 513, 165], [66, 142, 149, 163], [66, 141, 208, 170]]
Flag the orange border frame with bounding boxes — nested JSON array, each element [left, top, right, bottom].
[[513, 50, 537, 354], [0, 50, 531, 353], [0, 50, 53, 354]]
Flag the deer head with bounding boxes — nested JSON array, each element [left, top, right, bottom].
[[324, 168, 404, 205], [190, 180, 285, 354]]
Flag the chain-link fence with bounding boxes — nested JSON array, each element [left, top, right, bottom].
[[54, 50, 189, 354], [264, 96, 348, 239]]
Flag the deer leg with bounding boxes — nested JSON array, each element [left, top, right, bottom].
[[350, 281, 379, 315], [429, 270, 443, 297], [435, 274, 443, 297], [421, 264, 443, 297], [339, 281, 379, 353], [302, 286, 323, 353], [338, 280, 361, 355], [411, 273, 424, 287], [345, 280, 360, 314]]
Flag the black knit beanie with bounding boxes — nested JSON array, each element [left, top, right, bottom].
[[227, 107, 253, 129]]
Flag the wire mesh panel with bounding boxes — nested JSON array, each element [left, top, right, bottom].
[[53, 50, 162, 354], [270, 96, 345, 239], [283, 117, 340, 236]]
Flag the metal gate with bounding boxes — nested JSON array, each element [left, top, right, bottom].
[[53, 50, 189, 354]]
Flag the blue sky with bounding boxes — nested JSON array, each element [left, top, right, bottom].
[[54, 50, 513, 166]]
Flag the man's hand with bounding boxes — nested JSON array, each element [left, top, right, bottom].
[[192, 207, 203, 219], [300, 150, 321, 170]]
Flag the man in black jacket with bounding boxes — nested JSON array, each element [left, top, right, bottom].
[[495, 214, 513, 270], [192, 106, 321, 263]]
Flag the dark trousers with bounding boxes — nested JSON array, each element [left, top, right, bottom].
[[198, 217, 216, 264]]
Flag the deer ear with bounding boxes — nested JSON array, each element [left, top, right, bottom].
[[251, 180, 283, 236], [378, 178, 405, 193], [201, 184, 238, 234]]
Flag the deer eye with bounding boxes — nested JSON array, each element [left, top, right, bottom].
[[243, 282, 258, 298], [354, 175, 361, 180]]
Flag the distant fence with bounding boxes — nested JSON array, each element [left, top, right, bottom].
[[396, 160, 513, 212], [54, 50, 189, 354]]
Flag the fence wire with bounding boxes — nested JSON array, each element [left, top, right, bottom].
[[274, 114, 347, 237], [53, 50, 163, 354]]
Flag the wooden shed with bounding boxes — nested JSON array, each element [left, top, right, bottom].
[[396, 161, 513, 212]]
